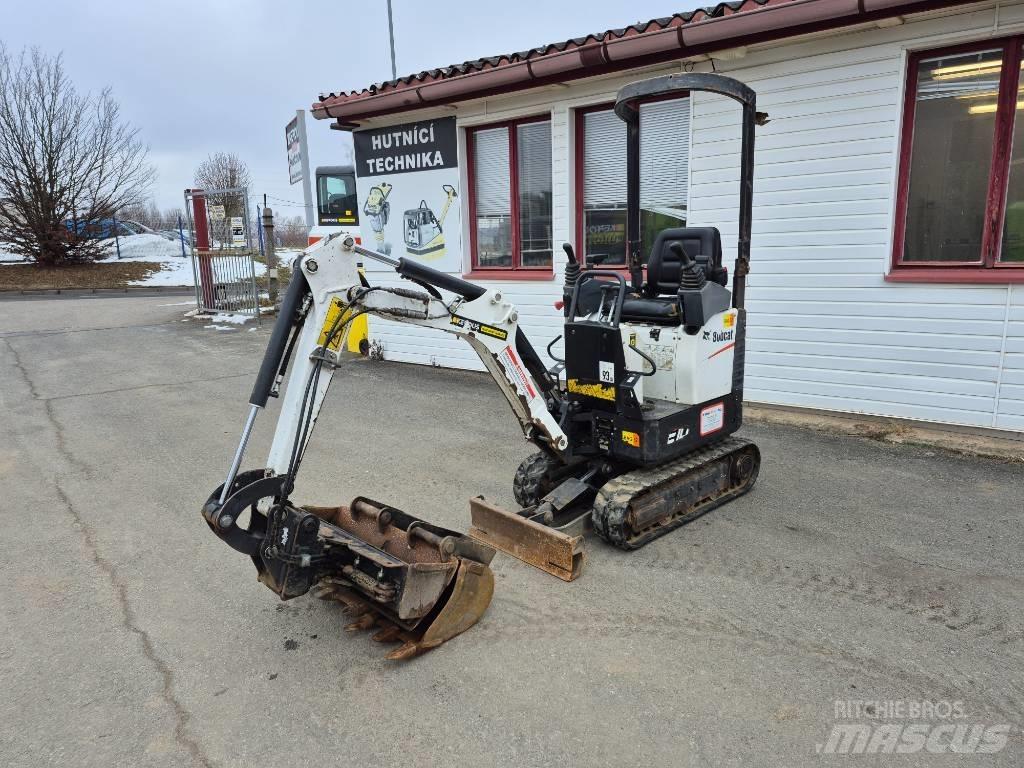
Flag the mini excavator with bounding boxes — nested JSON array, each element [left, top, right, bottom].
[[202, 73, 763, 659]]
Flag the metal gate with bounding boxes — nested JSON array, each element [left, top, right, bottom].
[[184, 187, 261, 321]]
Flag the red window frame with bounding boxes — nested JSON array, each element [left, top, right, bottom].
[[466, 115, 553, 277], [574, 94, 690, 269], [890, 36, 1024, 283]]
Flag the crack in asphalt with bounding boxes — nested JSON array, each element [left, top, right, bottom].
[[0, 318, 189, 339], [3, 337, 215, 768], [43, 372, 253, 401]]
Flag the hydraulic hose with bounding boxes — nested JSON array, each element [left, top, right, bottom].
[[249, 271, 311, 408]]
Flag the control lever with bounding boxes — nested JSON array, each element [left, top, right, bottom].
[[562, 242, 578, 266], [669, 243, 706, 289]]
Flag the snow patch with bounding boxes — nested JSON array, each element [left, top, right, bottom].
[[210, 313, 252, 325], [1, 234, 268, 288]]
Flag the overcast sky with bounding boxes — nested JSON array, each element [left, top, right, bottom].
[[5, 0, 682, 218]]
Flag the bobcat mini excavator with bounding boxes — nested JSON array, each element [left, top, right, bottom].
[[202, 73, 762, 659]]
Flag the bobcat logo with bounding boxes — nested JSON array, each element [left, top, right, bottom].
[[702, 330, 711, 340]]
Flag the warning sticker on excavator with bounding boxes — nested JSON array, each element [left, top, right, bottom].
[[318, 297, 349, 352], [498, 345, 536, 399], [723, 312, 736, 328], [621, 430, 640, 448], [700, 402, 725, 436], [449, 313, 508, 341]]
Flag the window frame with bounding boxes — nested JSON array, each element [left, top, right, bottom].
[[890, 36, 1024, 283], [574, 93, 691, 268], [466, 114, 553, 274]]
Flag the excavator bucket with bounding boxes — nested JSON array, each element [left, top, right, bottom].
[[280, 499, 495, 660], [205, 474, 494, 660], [468, 496, 585, 582]]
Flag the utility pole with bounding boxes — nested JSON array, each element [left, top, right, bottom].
[[295, 110, 315, 230], [262, 206, 278, 306], [386, 0, 397, 80]]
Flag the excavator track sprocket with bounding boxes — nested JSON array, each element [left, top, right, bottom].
[[592, 437, 760, 550]]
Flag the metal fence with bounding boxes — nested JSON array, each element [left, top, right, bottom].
[[184, 187, 261, 322]]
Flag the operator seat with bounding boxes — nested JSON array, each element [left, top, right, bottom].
[[618, 227, 727, 325]]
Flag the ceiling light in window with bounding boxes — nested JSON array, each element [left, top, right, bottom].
[[933, 64, 1002, 80], [967, 100, 1024, 114]]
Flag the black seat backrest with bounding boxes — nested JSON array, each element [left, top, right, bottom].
[[645, 227, 726, 296]]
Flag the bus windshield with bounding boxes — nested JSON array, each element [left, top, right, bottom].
[[316, 172, 358, 226]]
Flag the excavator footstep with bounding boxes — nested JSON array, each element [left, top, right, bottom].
[[467, 497, 585, 582]]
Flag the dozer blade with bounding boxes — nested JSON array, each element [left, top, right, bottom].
[[468, 497, 584, 582]]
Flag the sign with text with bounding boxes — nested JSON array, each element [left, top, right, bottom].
[[353, 117, 457, 177], [285, 115, 303, 185], [353, 117, 461, 272]]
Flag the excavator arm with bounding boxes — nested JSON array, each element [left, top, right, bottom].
[[201, 234, 566, 659], [262, 234, 568, 480]]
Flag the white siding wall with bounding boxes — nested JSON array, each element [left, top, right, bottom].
[[688, 1, 1024, 430], [358, 0, 1024, 434], [1000, 286, 1024, 430]]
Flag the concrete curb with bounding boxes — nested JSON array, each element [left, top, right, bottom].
[[745, 403, 1024, 463], [0, 285, 194, 298]]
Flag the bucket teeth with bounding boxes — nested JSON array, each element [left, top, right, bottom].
[[386, 641, 423, 661], [345, 613, 377, 632], [371, 625, 403, 643]]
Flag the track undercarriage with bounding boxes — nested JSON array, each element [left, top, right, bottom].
[[469, 437, 761, 580]]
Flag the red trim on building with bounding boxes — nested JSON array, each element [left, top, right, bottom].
[[313, 0, 970, 124], [462, 270, 556, 281], [891, 36, 1024, 282], [884, 267, 1024, 284], [466, 115, 554, 273]]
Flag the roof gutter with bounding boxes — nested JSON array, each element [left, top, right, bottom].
[[314, 0, 962, 124]]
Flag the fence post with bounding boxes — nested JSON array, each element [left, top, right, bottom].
[[177, 214, 187, 259], [262, 206, 278, 306], [256, 205, 265, 258], [188, 189, 216, 309]]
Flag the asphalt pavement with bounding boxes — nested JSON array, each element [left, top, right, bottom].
[[1, 295, 1022, 767]]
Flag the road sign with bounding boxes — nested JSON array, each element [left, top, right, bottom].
[[230, 216, 245, 247], [286, 116, 303, 185]]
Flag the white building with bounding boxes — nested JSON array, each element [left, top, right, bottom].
[[313, 0, 1024, 434]]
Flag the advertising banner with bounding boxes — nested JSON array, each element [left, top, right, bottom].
[[353, 117, 461, 272], [285, 115, 303, 185]]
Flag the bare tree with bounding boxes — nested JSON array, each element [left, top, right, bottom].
[[0, 45, 155, 265], [120, 199, 185, 231], [275, 213, 309, 248], [193, 152, 251, 218]]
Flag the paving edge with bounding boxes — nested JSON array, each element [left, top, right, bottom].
[[745, 403, 1024, 463], [0, 285, 194, 296]]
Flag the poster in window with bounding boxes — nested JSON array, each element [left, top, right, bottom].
[[353, 117, 461, 272]]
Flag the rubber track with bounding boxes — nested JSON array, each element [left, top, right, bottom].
[[592, 437, 759, 550], [512, 451, 560, 508]]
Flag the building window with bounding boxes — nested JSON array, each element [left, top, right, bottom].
[[576, 97, 690, 265], [467, 117, 552, 270], [893, 38, 1024, 280]]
